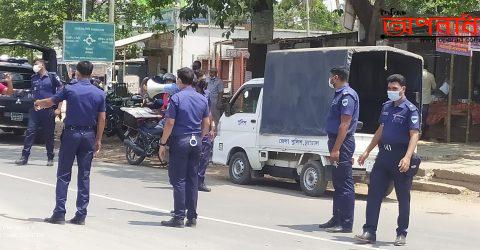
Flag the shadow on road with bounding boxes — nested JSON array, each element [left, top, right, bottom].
[[107, 207, 170, 217], [278, 224, 320, 233], [128, 221, 165, 227], [330, 235, 393, 248], [0, 213, 45, 223]]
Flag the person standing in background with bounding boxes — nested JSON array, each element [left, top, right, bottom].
[[0, 73, 14, 96], [421, 61, 436, 139], [206, 68, 224, 123], [15, 59, 63, 166]]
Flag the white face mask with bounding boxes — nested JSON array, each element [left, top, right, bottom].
[[387, 90, 401, 101], [328, 78, 334, 89], [33, 64, 41, 73]]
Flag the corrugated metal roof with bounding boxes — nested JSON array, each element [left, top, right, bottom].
[[115, 33, 154, 49]]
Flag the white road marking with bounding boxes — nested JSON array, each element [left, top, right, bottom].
[[0, 171, 385, 250]]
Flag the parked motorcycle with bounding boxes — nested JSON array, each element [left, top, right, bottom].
[[104, 88, 143, 141], [121, 107, 167, 166]]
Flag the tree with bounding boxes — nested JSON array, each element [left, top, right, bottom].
[[0, 0, 155, 47], [388, 0, 480, 16], [350, 0, 480, 45], [274, 0, 345, 33]]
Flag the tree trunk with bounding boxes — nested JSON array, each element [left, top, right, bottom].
[[246, 0, 273, 78], [367, 0, 385, 45]]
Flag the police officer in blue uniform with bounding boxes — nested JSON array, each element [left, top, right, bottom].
[[355, 74, 421, 246], [319, 67, 359, 233], [159, 67, 210, 228], [34, 61, 106, 225], [194, 73, 215, 192], [16, 59, 63, 166]]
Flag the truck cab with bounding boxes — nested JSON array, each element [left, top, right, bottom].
[[213, 46, 423, 197]]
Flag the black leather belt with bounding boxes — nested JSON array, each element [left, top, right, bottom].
[[379, 143, 409, 151], [64, 125, 95, 130]]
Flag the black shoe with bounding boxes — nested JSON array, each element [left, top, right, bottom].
[[319, 217, 337, 229], [161, 218, 184, 228], [325, 225, 352, 233], [68, 216, 85, 225], [186, 218, 197, 227], [198, 183, 211, 192], [44, 215, 65, 225], [47, 159, 54, 167], [394, 235, 406, 246], [355, 231, 377, 244], [15, 157, 28, 165]]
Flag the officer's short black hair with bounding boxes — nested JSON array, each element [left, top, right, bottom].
[[33, 59, 45, 66], [76, 61, 94, 76], [330, 67, 349, 81], [192, 60, 202, 71], [387, 74, 407, 86], [177, 67, 194, 85], [423, 60, 429, 69]]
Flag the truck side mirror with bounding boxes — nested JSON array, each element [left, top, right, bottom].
[[224, 103, 232, 117], [356, 121, 364, 131]]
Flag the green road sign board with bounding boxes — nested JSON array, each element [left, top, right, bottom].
[[63, 21, 115, 62]]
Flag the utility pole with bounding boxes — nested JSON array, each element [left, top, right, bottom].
[[208, 7, 212, 70], [107, 0, 115, 85], [172, 0, 182, 73], [109, 0, 114, 23], [306, 0, 311, 36], [82, 0, 87, 21]]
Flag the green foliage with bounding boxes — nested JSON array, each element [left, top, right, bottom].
[[0, 0, 158, 47], [386, 0, 480, 16], [274, 0, 345, 33], [178, 0, 258, 38]]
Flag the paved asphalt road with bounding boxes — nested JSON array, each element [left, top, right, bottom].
[[0, 134, 479, 250]]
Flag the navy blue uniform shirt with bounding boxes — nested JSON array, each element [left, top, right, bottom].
[[204, 89, 212, 111], [325, 84, 360, 136], [379, 98, 420, 145], [165, 86, 209, 136], [31, 73, 61, 100], [51, 79, 106, 127]]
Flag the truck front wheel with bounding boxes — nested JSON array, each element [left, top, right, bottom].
[[229, 151, 252, 185], [300, 161, 327, 197]]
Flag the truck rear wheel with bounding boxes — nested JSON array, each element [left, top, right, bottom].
[[229, 151, 252, 185], [300, 161, 327, 197]]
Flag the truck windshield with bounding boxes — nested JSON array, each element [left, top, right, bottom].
[[231, 86, 261, 115]]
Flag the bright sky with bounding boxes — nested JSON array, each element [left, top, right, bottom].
[[323, 0, 345, 11]]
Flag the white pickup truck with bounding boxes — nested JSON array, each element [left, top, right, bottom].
[[212, 46, 423, 197]]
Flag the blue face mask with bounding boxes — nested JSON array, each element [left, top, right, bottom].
[[387, 91, 401, 101]]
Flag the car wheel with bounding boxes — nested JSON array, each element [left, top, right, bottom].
[[300, 161, 327, 197], [229, 151, 252, 185]]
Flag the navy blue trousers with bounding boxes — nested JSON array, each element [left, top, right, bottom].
[[22, 108, 55, 160], [53, 128, 95, 219], [168, 134, 202, 220], [328, 135, 355, 230], [198, 136, 213, 186], [363, 145, 414, 237]]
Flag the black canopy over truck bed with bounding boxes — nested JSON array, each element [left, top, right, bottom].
[[260, 46, 423, 136]]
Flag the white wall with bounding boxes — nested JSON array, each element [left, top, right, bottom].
[[178, 25, 331, 69]]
